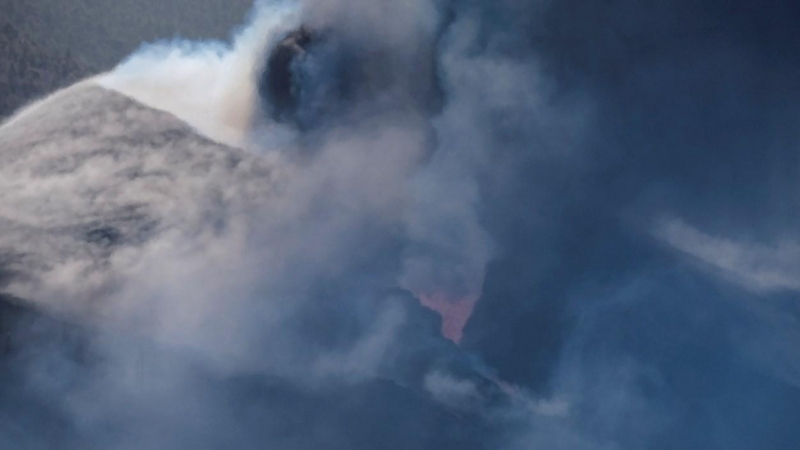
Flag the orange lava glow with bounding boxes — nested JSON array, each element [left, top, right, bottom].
[[417, 293, 479, 343]]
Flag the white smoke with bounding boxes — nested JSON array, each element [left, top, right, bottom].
[[93, 0, 496, 340], [656, 217, 800, 293], [98, 2, 301, 149]]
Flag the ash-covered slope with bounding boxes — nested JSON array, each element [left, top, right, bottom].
[[0, 80, 277, 312]]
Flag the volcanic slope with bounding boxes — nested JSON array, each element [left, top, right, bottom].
[[0, 80, 277, 313]]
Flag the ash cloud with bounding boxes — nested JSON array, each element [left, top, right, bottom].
[[2, 0, 800, 449]]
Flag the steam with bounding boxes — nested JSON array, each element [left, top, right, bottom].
[[97, 3, 301, 148]]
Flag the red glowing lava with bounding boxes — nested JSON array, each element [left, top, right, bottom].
[[417, 293, 479, 343]]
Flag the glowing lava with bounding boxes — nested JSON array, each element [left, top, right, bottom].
[[417, 293, 479, 343]]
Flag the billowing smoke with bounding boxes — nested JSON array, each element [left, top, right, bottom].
[[2, 0, 800, 449], [92, 0, 494, 344]]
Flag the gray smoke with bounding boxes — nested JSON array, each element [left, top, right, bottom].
[[2, 0, 800, 449], [1, 1, 505, 448]]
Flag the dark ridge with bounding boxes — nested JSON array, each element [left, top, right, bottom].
[[222, 375, 496, 450], [0, 294, 27, 357], [0, 262, 17, 289], [0, 293, 93, 381]]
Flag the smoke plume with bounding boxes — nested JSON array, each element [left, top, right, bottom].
[[1, 0, 800, 449]]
